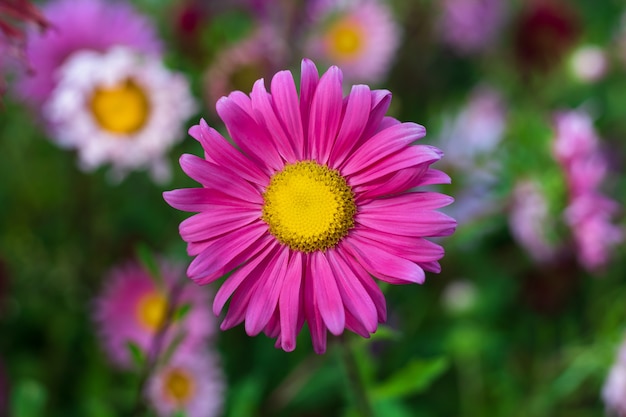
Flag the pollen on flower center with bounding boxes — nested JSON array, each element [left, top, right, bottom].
[[327, 19, 364, 57], [136, 292, 167, 331], [262, 160, 356, 253], [163, 368, 195, 404], [89, 78, 150, 135]]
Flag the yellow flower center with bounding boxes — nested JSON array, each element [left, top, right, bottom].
[[262, 161, 356, 252], [163, 368, 195, 404], [89, 78, 150, 135], [326, 19, 364, 58], [136, 292, 167, 331]]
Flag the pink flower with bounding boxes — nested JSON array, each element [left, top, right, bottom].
[[164, 59, 456, 353], [93, 259, 215, 368], [304, 0, 400, 84], [16, 0, 162, 107], [146, 350, 224, 417]]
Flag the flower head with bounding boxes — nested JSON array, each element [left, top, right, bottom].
[[146, 350, 224, 417], [43, 47, 196, 182], [164, 59, 456, 353], [16, 0, 162, 107], [305, 0, 400, 84], [93, 259, 215, 368], [437, 0, 507, 55]]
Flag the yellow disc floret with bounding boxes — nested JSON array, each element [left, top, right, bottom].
[[326, 18, 364, 58], [136, 292, 167, 331], [89, 78, 150, 135], [163, 368, 195, 404], [262, 161, 356, 252]]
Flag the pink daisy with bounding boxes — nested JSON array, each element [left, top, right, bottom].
[[94, 259, 215, 368], [304, 0, 400, 84], [16, 0, 162, 107], [164, 59, 456, 354], [146, 350, 224, 417]]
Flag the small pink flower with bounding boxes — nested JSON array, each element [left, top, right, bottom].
[[304, 0, 400, 84], [16, 0, 162, 107], [93, 259, 215, 368], [146, 350, 224, 417], [164, 59, 456, 353]]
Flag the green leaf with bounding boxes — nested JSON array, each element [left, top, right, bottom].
[[172, 303, 192, 323], [10, 379, 47, 417], [126, 341, 146, 368], [135, 243, 164, 290], [371, 356, 449, 400]]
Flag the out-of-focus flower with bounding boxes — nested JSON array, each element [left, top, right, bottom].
[[569, 45, 608, 83], [203, 26, 286, 111], [509, 180, 559, 263], [552, 110, 623, 272], [146, 350, 224, 417], [602, 336, 626, 417], [441, 279, 478, 315], [437, 0, 506, 55], [94, 258, 215, 368], [438, 86, 507, 224], [164, 59, 456, 353], [43, 47, 195, 182], [304, 0, 400, 84], [16, 0, 162, 107], [514, 0, 580, 73]]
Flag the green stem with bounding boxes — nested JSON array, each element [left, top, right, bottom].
[[338, 336, 376, 417]]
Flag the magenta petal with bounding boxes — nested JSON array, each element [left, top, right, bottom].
[[308, 66, 343, 163], [415, 169, 452, 186], [250, 78, 297, 163], [245, 247, 290, 336], [354, 227, 445, 263], [344, 236, 426, 284], [341, 123, 427, 176], [216, 95, 284, 172], [187, 222, 268, 282], [357, 203, 457, 237], [299, 58, 320, 148], [179, 154, 264, 204], [213, 242, 278, 316], [279, 251, 304, 352], [327, 250, 378, 333], [363, 192, 455, 211], [329, 84, 371, 169], [312, 252, 345, 336], [179, 210, 259, 242], [356, 164, 429, 199], [220, 277, 260, 330], [163, 188, 259, 212], [304, 254, 327, 354], [360, 89, 392, 141], [271, 70, 305, 160], [192, 120, 269, 186]]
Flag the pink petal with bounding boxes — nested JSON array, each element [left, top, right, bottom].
[[344, 235, 426, 284], [179, 154, 264, 204], [352, 227, 445, 263], [216, 95, 284, 172], [271, 70, 305, 160], [187, 222, 268, 283], [355, 164, 430, 199], [327, 249, 378, 333], [359, 89, 392, 141], [299, 59, 319, 148], [363, 192, 454, 211], [245, 247, 290, 336], [357, 204, 457, 238], [341, 123, 428, 176], [163, 188, 259, 212], [250, 78, 298, 163], [279, 251, 304, 352], [308, 66, 343, 163], [213, 241, 278, 316], [415, 169, 452, 186], [220, 277, 261, 330], [179, 210, 259, 242], [190, 120, 269, 186], [328, 84, 371, 169], [312, 252, 345, 336], [304, 254, 327, 354]]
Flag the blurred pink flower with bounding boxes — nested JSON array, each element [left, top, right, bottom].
[[94, 259, 215, 368], [16, 0, 162, 107], [509, 180, 558, 263], [438, 0, 506, 54], [146, 350, 224, 417], [164, 59, 456, 353], [203, 26, 286, 111], [603, 337, 626, 417], [304, 0, 400, 84], [552, 110, 623, 272]]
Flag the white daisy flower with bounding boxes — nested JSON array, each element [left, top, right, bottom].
[[43, 46, 196, 182]]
